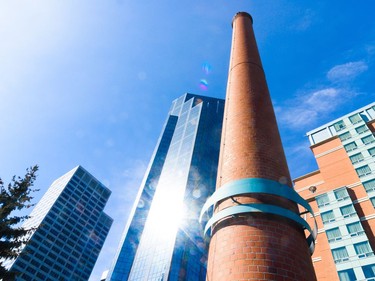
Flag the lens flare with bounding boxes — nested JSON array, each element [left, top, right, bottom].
[[202, 62, 212, 75], [199, 79, 208, 91]]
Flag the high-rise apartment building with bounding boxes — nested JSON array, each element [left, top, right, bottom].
[[7, 166, 113, 281], [107, 93, 224, 281], [295, 102, 375, 281]]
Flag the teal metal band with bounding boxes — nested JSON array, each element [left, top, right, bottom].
[[203, 204, 311, 234], [200, 178, 317, 254], [204, 203, 316, 254], [199, 178, 312, 222]]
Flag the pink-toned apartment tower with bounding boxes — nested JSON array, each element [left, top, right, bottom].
[[203, 12, 317, 281]]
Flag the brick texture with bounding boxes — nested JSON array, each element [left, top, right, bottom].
[[206, 12, 317, 281]]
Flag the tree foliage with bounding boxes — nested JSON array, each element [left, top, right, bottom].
[[0, 165, 39, 279]]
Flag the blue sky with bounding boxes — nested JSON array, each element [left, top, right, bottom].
[[1, 1, 374, 279]]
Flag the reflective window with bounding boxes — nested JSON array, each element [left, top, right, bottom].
[[321, 211, 335, 223], [340, 204, 356, 217], [316, 194, 330, 207], [339, 132, 351, 141], [332, 247, 349, 263], [371, 197, 375, 207], [350, 153, 364, 164], [338, 269, 356, 281], [364, 179, 375, 192], [355, 125, 368, 134], [334, 120, 346, 132], [356, 165, 372, 177], [354, 241, 373, 257], [349, 114, 362, 124], [362, 135, 375, 145], [346, 222, 364, 236], [369, 147, 375, 156], [344, 142, 357, 152], [334, 188, 349, 201], [363, 264, 375, 279], [326, 227, 342, 242]]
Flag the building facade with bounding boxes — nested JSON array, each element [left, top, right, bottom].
[[295, 102, 375, 281], [107, 93, 224, 281], [7, 166, 113, 281]]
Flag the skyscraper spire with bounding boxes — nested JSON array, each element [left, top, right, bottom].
[[201, 12, 317, 281]]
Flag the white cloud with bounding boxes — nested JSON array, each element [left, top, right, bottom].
[[277, 87, 356, 129], [293, 9, 315, 31], [327, 61, 368, 82], [278, 58, 369, 130], [305, 88, 340, 111], [277, 106, 318, 128]]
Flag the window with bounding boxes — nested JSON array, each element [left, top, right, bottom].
[[40, 265, 50, 273], [362, 135, 375, 145], [316, 194, 330, 207], [356, 125, 368, 134], [349, 114, 362, 124], [334, 189, 349, 201], [369, 147, 375, 157], [326, 227, 342, 242], [350, 153, 364, 164], [371, 198, 375, 207], [363, 264, 375, 279], [344, 142, 357, 152], [347, 222, 364, 236], [340, 204, 356, 217], [338, 269, 356, 281], [321, 210, 335, 223], [36, 272, 45, 279], [334, 120, 346, 132], [354, 241, 373, 258], [26, 266, 36, 275], [332, 247, 349, 263], [364, 179, 375, 192], [356, 165, 372, 177], [339, 132, 351, 141], [21, 274, 33, 281]]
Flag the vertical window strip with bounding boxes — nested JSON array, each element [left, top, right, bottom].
[[369, 147, 375, 156]]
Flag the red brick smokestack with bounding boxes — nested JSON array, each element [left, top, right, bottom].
[[205, 12, 317, 281]]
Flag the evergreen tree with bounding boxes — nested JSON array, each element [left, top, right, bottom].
[[0, 166, 39, 279]]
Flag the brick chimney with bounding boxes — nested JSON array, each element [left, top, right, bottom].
[[202, 12, 317, 281]]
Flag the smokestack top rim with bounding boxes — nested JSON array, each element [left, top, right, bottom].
[[232, 12, 253, 27]]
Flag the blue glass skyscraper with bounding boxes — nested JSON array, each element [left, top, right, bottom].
[[107, 93, 224, 281], [7, 166, 113, 281]]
